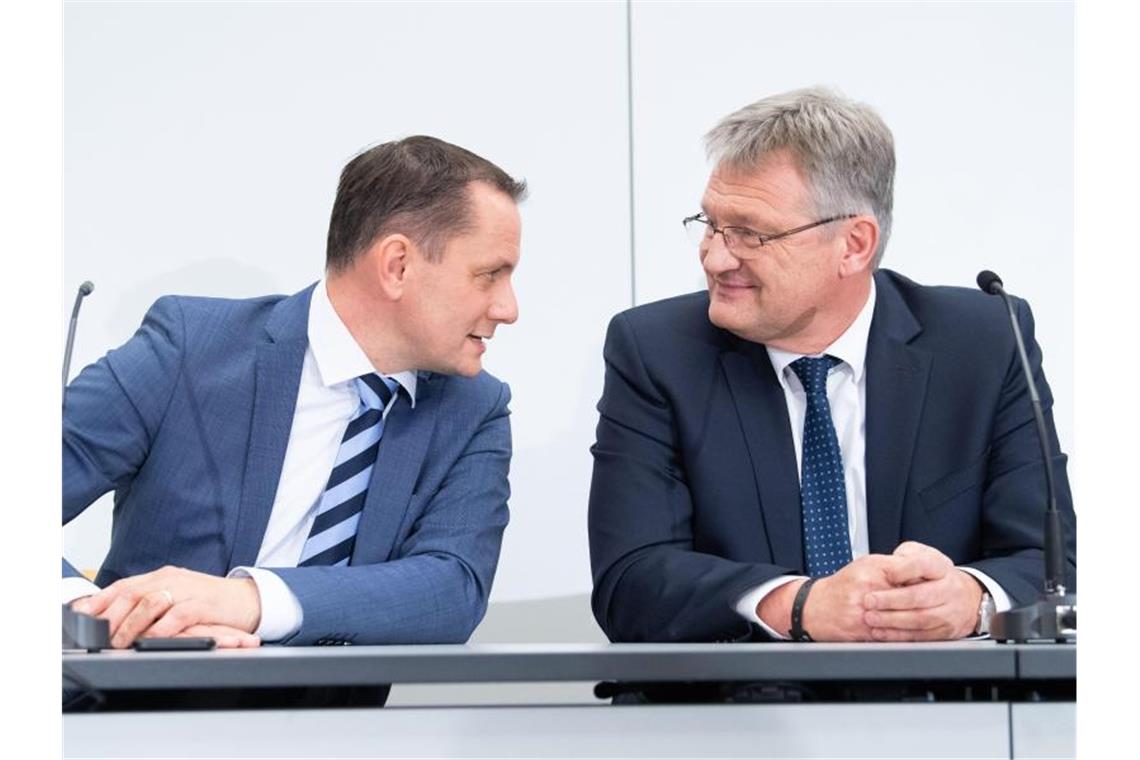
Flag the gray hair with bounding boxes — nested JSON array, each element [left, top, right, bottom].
[[704, 87, 895, 266]]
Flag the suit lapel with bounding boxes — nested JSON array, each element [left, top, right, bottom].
[[720, 342, 804, 571], [354, 371, 441, 563], [864, 273, 931, 554], [228, 286, 313, 570]]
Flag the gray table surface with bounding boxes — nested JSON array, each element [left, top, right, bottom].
[[62, 641, 1074, 690]]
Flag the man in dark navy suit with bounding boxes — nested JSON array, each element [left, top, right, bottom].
[[588, 88, 1076, 644]]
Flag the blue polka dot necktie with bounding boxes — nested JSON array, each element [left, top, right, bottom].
[[790, 355, 852, 578], [298, 374, 399, 567]]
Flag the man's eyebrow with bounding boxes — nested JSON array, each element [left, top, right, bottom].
[[701, 203, 762, 228]]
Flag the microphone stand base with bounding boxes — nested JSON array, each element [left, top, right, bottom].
[[63, 604, 110, 652], [991, 593, 1076, 644]]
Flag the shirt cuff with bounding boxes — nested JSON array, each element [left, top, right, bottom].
[[62, 576, 101, 605], [228, 566, 303, 642], [734, 575, 808, 640], [957, 566, 1013, 612]]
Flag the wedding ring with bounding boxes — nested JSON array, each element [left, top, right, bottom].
[[159, 589, 174, 605]]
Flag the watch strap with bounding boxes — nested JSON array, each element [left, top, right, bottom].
[[789, 578, 818, 642]]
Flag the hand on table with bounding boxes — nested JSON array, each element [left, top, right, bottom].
[[759, 554, 896, 641], [861, 542, 983, 641], [70, 565, 262, 648], [174, 624, 261, 648], [757, 542, 984, 642], [800, 554, 899, 641]]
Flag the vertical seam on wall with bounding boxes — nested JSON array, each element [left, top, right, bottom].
[[625, 0, 636, 307]]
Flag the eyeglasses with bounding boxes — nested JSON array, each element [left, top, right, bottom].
[[682, 212, 856, 259]]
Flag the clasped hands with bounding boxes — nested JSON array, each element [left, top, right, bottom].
[[759, 541, 984, 642], [70, 566, 263, 649]]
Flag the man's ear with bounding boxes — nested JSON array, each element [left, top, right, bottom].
[[366, 233, 414, 300], [838, 216, 880, 277]]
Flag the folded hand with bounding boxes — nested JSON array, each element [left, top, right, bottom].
[[860, 542, 983, 641]]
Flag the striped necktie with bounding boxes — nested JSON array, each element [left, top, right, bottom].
[[790, 355, 853, 578], [298, 374, 399, 567]]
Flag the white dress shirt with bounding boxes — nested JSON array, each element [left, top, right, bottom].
[[64, 281, 417, 643], [733, 280, 1011, 637]]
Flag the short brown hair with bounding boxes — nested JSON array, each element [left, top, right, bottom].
[[325, 135, 527, 270]]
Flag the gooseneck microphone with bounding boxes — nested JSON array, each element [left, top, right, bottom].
[[976, 270, 1075, 642], [61, 279, 111, 653], [63, 281, 94, 402]]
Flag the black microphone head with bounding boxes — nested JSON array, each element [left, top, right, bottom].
[[976, 270, 1003, 295], [78, 281, 94, 296]]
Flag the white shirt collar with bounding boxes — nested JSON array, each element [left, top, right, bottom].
[[308, 279, 417, 406], [766, 278, 877, 385]]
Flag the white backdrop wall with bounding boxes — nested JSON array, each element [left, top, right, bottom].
[[64, 1, 1074, 638]]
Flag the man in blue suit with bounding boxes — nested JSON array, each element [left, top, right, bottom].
[[588, 88, 1076, 645], [65, 136, 525, 651]]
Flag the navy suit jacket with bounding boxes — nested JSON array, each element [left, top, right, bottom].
[[588, 269, 1076, 643], [63, 284, 511, 645]]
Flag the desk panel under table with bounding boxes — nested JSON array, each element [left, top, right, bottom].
[[63, 642, 1075, 759]]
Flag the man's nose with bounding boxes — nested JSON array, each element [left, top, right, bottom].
[[491, 282, 519, 324], [701, 232, 740, 273]]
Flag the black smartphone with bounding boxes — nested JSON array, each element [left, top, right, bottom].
[[133, 637, 216, 651]]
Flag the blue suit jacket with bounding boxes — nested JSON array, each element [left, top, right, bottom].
[[63, 284, 511, 645], [588, 269, 1077, 642]]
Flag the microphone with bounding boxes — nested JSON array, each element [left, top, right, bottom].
[[63, 281, 94, 403], [976, 270, 1075, 642], [975, 269, 1002, 296], [61, 279, 111, 653]]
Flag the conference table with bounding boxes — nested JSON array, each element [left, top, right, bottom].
[[63, 641, 1075, 759]]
